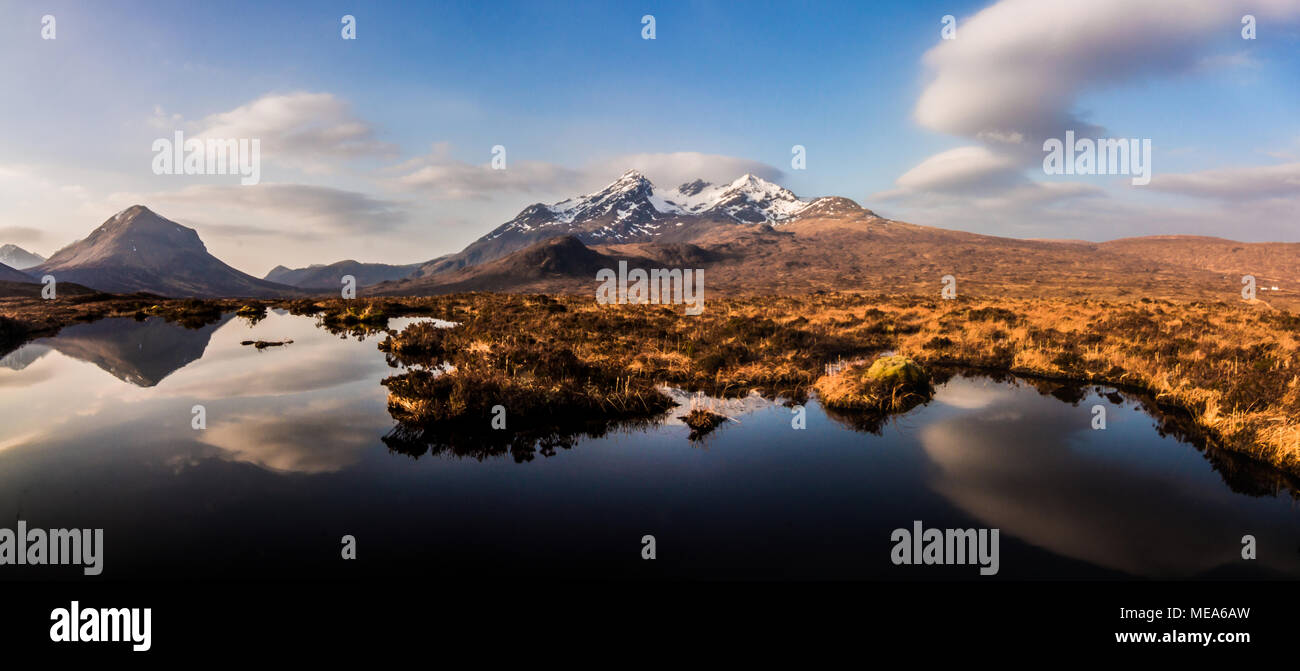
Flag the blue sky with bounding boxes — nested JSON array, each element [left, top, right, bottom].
[[1, 0, 1297, 273]]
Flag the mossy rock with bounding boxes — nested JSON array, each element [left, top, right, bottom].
[[862, 355, 929, 389], [815, 355, 933, 413]]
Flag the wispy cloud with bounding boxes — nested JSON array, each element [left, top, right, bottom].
[[96, 183, 408, 235], [875, 145, 1102, 213], [891, 146, 1023, 194], [914, 0, 1296, 150], [0, 226, 45, 245], [884, 0, 1300, 234], [590, 152, 784, 190], [183, 92, 396, 173], [389, 145, 785, 200], [391, 142, 581, 199], [1149, 162, 1300, 200]]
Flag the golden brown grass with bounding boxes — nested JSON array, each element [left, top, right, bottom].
[[376, 292, 1300, 474]]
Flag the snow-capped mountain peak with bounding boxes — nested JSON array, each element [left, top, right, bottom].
[[547, 170, 655, 224], [661, 173, 806, 223], [482, 170, 811, 250], [425, 170, 829, 277], [544, 170, 806, 223]]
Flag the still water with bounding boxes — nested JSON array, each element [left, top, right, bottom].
[[1, 311, 1297, 580]]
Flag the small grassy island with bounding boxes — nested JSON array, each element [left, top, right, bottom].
[[815, 355, 935, 414]]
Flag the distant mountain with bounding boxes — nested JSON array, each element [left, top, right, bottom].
[[32, 205, 298, 298], [0, 261, 33, 283], [409, 170, 813, 278], [374, 235, 658, 296], [1096, 236, 1300, 286], [374, 233, 729, 297], [0, 278, 100, 299], [28, 178, 1298, 307], [265, 260, 420, 289], [372, 171, 1300, 308], [0, 244, 44, 270]]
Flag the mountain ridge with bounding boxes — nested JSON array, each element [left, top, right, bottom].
[[32, 205, 299, 298], [368, 172, 1300, 307], [13, 172, 1300, 306], [0, 244, 45, 270], [265, 259, 421, 289], [409, 170, 818, 279]]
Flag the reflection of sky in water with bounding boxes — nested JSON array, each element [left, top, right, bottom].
[[0, 315, 1296, 579], [0, 311, 399, 471], [922, 377, 1300, 578]]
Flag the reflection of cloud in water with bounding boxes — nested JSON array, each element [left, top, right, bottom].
[[931, 376, 1016, 410], [0, 310, 395, 457], [919, 386, 1300, 577], [157, 311, 394, 398], [0, 363, 55, 388], [163, 347, 379, 398], [0, 349, 131, 452], [198, 396, 380, 474]]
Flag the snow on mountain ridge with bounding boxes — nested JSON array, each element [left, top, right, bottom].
[[537, 170, 807, 228], [548, 169, 656, 224], [658, 173, 808, 222]]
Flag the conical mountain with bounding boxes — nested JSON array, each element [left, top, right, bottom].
[[33, 205, 296, 297], [0, 244, 44, 270]]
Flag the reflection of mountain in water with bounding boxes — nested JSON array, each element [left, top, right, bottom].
[[0, 344, 50, 371], [45, 315, 234, 387]]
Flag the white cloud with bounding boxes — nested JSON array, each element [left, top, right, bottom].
[[1149, 162, 1300, 200], [392, 143, 581, 199], [590, 152, 784, 190], [0, 226, 44, 245], [878, 145, 1102, 214], [885, 0, 1300, 237], [389, 146, 784, 200], [186, 92, 395, 173], [893, 146, 1022, 193], [914, 0, 1300, 148]]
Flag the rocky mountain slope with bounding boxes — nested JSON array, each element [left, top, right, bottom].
[[408, 170, 816, 278], [32, 206, 298, 298], [265, 260, 421, 289]]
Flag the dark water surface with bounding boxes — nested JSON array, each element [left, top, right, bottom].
[[1, 311, 1297, 580]]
